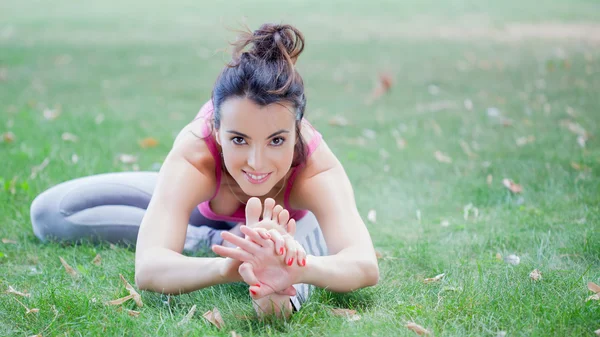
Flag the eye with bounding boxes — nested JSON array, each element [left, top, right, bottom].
[[231, 137, 246, 145], [270, 137, 285, 146]]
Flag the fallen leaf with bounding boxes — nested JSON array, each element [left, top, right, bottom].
[[424, 273, 445, 283], [367, 73, 394, 103], [459, 140, 476, 158], [61, 132, 78, 142], [26, 308, 40, 315], [571, 162, 582, 170], [139, 137, 159, 149], [120, 274, 143, 307], [71, 154, 79, 164], [367, 210, 377, 223], [406, 322, 430, 335], [178, 304, 197, 326], [487, 174, 493, 186], [2, 131, 15, 143], [577, 136, 586, 148], [328, 115, 349, 127], [43, 108, 60, 120], [331, 308, 361, 321], [375, 251, 383, 259], [504, 254, 520, 265], [30, 158, 50, 179], [2, 238, 17, 244], [586, 293, 600, 302], [440, 220, 450, 227], [95, 114, 105, 124], [106, 294, 134, 305], [230, 331, 242, 337], [502, 179, 523, 193], [92, 254, 101, 266], [59, 257, 78, 277], [588, 282, 600, 293], [516, 135, 535, 146], [118, 154, 138, 164], [434, 151, 452, 164], [203, 307, 224, 329], [529, 269, 542, 281], [6, 286, 30, 297], [127, 310, 140, 317], [496, 253, 502, 261]]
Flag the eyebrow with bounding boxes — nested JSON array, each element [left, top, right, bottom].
[[226, 130, 289, 139]]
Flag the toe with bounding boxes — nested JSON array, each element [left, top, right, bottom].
[[246, 197, 262, 227]]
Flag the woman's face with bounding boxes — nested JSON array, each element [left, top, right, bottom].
[[216, 97, 297, 196]]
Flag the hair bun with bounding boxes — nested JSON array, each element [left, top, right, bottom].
[[231, 23, 304, 66]]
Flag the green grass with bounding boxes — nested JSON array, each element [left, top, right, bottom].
[[2, 0, 600, 336]]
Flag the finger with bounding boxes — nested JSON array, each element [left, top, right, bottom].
[[262, 198, 275, 220], [278, 209, 290, 230], [283, 234, 297, 266], [211, 245, 253, 262], [286, 218, 296, 237], [221, 231, 261, 253], [295, 242, 307, 267], [239, 264, 277, 299], [255, 227, 271, 240], [280, 285, 297, 297], [267, 229, 286, 256], [246, 197, 262, 227], [272, 204, 283, 223], [239, 225, 270, 247]]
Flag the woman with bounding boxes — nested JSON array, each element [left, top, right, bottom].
[[30, 23, 379, 317]]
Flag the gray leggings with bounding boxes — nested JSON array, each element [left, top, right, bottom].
[[29, 171, 327, 309]]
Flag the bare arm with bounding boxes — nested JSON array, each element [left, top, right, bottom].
[[134, 122, 241, 294], [293, 144, 379, 292]]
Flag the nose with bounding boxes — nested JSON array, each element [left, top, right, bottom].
[[247, 146, 264, 171]]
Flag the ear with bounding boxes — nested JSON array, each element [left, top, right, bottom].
[[214, 128, 222, 146]]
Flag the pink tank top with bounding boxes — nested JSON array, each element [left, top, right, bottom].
[[194, 100, 322, 222]]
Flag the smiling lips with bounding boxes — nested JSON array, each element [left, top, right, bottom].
[[243, 171, 271, 184]]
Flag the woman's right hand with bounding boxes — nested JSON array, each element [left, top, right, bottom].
[[245, 197, 307, 268]]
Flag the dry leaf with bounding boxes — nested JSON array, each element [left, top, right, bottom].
[[424, 273, 445, 283], [516, 135, 535, 146], [231, 331, 242, 337], [367, 210, 377, 223], [571, 162, 582, 170], [118, 154, 138, 164], [178, 304, 197, 326], [92, 254, 101, 266], [588, 282, 600, 293], [30, 158, 50, 179], [2, 238, 17, 244], [139, 137, 159, 149], [504, 254, 520, 265], [495, 253, 502, 261], [487, 174, 493, 186], [203, 307, 224, 329], [120, 274, 143, 307], [331, 308, 360, 321], [71, 154, 79, 164], [328, 115, 349, 127], [2, 131, 15, 143], [6, 286, 30, 297], [61, 132, 78, 142], [502, 179, 523, 193], [59, 257, 78, 277], [586, 293, 600, 302], [434, 151, 452, 164], [367, 73, 393, 103], [577, 136, 586, 148], [127, 310, 140, 317], [406, 322, 430, 335], [440, 220, 450, 227], [106, 294, 134, 305], [26, 308, 40, 315], [43, 108, 60, 120], [95, 114, 105, 124], [459, 140, 476, 158], [375, 250, 383, 259], [529, 269, 542, 281]]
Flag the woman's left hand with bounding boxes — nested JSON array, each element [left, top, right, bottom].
[[214, 225, 305, 299]]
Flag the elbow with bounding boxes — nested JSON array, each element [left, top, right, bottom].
[[366, 260, 380, 286], [134, 256, 153, 291]]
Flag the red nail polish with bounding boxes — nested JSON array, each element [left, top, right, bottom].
[[279, 247, 284, 255], [287, 258, 294, 266], [250, 289, 257, 295], [254, 284, 260, 287], [302, 259, 306, 266]]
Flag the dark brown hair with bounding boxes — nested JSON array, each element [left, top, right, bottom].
[[211, 23, 308, 167]]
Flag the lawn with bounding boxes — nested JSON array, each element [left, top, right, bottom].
[[1, 0, 600, 336]]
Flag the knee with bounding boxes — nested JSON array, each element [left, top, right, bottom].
[[30, 190, 65, 242]]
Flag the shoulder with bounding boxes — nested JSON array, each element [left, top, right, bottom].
[[169, 116, 217, 181]]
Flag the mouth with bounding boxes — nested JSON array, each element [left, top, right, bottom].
[[243, 171, 272, 184]]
